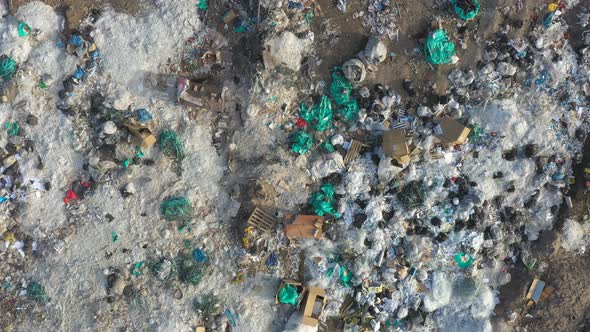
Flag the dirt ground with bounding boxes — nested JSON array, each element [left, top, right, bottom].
[[8, 0, 590, 331]]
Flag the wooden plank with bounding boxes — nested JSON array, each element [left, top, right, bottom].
[[344, 140, 363, 165]]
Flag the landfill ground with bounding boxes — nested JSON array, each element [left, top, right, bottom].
[[2, 0, 590, 331]]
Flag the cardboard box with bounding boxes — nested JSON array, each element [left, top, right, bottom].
[[435, 116, 471, 145], [285, 215, 323, 240], [301, 286, 326, 327], [125, 123, 157, 148], [275, 280, 305, 306], [383, 129, 410, 164]]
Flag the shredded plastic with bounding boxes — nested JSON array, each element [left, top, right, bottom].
[[0, 56, 17, 81], [451, 0, 480, 20], [300, 96, 333, 131], [424, 29, 456, 65], [159, 130, 185, 160], [291, 130, 313, 155], [278, 283, 299, 305], [160, 196, 193, 221], [309, 183, 341, 218]]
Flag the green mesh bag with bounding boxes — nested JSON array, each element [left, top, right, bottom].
[[27, 282, 47, 302], [161, 196, 193, 221], [177, 255, 207, 285], [159, 130, 185, 160]]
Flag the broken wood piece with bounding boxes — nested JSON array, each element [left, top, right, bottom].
[[247, 207, 278, 233]]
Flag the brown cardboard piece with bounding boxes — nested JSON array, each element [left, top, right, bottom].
[[178, 77, 223, 110], [285, 215, 323, 240], [125, 122, 157, 148], [435, 116, 471, 145], [301, 286, 326, 327], [383, 129, 410, 164], [275, 280, 305, 306]]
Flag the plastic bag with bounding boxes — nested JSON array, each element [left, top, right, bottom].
[[451, 0, 480, 20], [309, 183, 341, 218], [301, 96, 333, 131], [291, 130, 313, 154], [338, 99, 359, 122], [340, 266, 352, 287], [278, 284, 299, 305], [424, 30, 455, 65], [454, 252, 474, 268], [330, 72, 352, 106]]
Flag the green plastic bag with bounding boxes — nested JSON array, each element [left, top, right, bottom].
[[451, 0, 480, 20], [301, 96, 333, 131], [424, 30, 456, 65], [278, 284, 299, 306], [454, 252, 474, 269], [291, 131, 313, 155], [309, 183, 341, 218], [330, 72, 352, 106], [161, 196, 193, 221], [0, 56, 17, 81], [17, 22, 31, 37], [196, 0, 208, 10], [321, 141, 335, 153], [340, 266, 352, 287], [338, 99, 359, 122]]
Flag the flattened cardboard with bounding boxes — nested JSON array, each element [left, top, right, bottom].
[[383, 129, 410, 164], [285, 215, 323, 240], [526, 279, 546, 303], [435, 116, 471, 145], [301, 286, 326, 327], [125, 123, 157, 148]]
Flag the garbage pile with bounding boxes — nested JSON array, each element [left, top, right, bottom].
[[1, 0, 590, 331]]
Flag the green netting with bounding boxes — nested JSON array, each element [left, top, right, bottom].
[[291, 130, 313, 155], [398, 180, 424, 209], [468, 125, 484, 145], [148, 258, 178, 281], [300, 96, 333, 131], [330, 72, 352, 106], [160, 196, 193, 221], [278, 283, 299, 305], [27, 281, 47, 302], [177, 255, 207, 285], [451, 0, 480, 20], [340, 266, 352, 287], [338, 99, 359, 122], [159, 130, 185, 160], [309, 183, 341, 218], [424, 29, 455, 65], [0, 56, 17, 81], [454, 252, 474, 269], [193, 293, 220, 315]]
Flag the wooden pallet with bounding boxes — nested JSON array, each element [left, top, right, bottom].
[[247, 208, 277, 232], [344, 139, 363, 165]]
